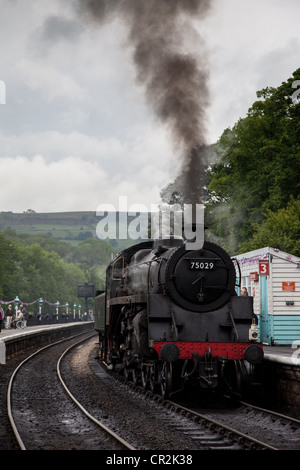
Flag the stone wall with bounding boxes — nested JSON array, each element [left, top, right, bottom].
[[1, 322, 95, 364], [260, 360, 300, 416]]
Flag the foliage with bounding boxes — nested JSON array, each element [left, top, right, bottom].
[[240, 197, 300, 256], [71, 238, 112, 267], [0, 231, 116, 311], [205, 68, 300, 255], [0, 234, 19, 300]]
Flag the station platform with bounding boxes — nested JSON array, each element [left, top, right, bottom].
[[0, 322, 95, 364], [263, 345, 300, 366], [0, 322, 92, 339]]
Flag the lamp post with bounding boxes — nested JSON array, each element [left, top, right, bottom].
[[65, 302, 69, 321], [38, 298, 43, 321], [78, 304, 81, 320], [14, 296, 20, 316], [73, 303, 76, 320], [56, 301, 60, 322]]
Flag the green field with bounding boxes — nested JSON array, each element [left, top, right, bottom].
[[0, 211, 97, 240], [0, 211, 148, 250]]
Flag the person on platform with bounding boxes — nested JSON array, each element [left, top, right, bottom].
[[20, 303, 28, 326], [0, 305, 4, 332], [241, 287, 248, 296], [5, 304, 13, 329], [12, 309, 23, 328]]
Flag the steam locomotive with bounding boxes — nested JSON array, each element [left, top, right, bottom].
[[94, 237, 263, 398]]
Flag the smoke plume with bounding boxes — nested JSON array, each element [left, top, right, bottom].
[[78, 0, 213, 204]]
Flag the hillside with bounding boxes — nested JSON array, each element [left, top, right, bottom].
[[0, 211, 97, 241], [0, 211, 148, 250]]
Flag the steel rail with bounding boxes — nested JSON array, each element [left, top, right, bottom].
[[57, 339, 136, 450], [240, 400, 300, 427], [7, 333, 88, 450], [164, 399, 278, 450], [107, 367, 279, 450], [7, 332, 135, 451]]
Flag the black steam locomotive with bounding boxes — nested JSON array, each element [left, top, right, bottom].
[[94, 237, 263, 398]]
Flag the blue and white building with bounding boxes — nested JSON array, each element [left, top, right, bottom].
[[234, 247, 300, 346]]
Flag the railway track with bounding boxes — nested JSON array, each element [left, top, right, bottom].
[[171, 397, 300, 450], [111, 374, 275, 450], [7, 332, 136, 451], [111, 364, 300, 450], [7, 331, 300, 451], [157, 400, 277, 450]]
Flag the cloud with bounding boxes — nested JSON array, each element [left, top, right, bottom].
[[0, 123, 174, 213], [0, 130, 121, 161], [16, 59, 88, 103], [0, 119, 174, 168], [0, 0, 299, 212], [202, 0, 300, 141], [37, 15, 84, 45], [0, 154, 167, 213]]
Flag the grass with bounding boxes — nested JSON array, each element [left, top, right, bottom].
[[0, 211, 148, 249]]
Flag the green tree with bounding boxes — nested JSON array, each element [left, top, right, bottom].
[[240, 197, 300, 256], [206, 68, 300, 254], [9, 242, 86, 307], [0, 231, 114, 304], [0, 234, 19, 300], [72, 238, 114, 267]]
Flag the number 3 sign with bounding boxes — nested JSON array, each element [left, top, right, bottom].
[[259, 260, 269, 275]]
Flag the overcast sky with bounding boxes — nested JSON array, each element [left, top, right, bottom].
[[0, 0, 299, 213]]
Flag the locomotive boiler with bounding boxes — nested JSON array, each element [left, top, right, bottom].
[[94, 237, 263, 398]]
